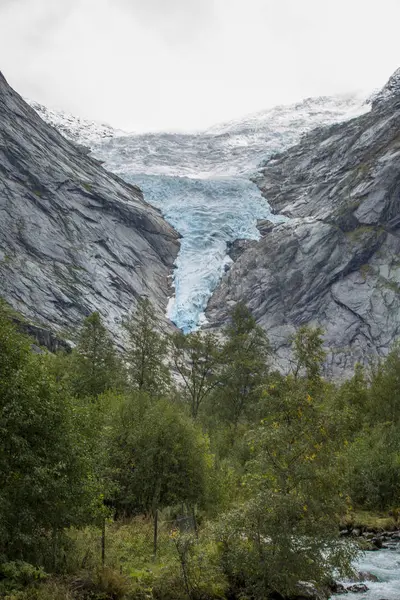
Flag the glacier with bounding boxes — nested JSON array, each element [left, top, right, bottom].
[[32, 95, 370, 331]]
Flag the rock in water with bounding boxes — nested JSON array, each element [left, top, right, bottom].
[[206, 68, 400, 377], [0, 72, 180, 342]]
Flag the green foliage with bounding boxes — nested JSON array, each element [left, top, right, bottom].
[[341, 345, 400, 511], [71, 312, 122, 399], [0, 561, 47, 596], [346, 424, 400, 510], [123, 299, 170, 397], [0, 303, 98, 563], [108, 396, 212, 517], [3, 293, 400, 599], [211, 327, 356, 599], [331, 364, 369, 437], [170, 330, 221, 419], [215, 303, 270, 427], [367, 343, 400, 425], [227, 382, 354, 596], [159, 531, 227, 600], [291, 325, 326, 385]]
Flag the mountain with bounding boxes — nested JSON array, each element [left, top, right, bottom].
[[368, 67, 400, 107], [29, 94, 368, 179], [0, 72, 179, 343], [28, 92, 369, 332], [206, 69, 400, 376]]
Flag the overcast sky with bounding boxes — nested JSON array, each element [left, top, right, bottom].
[[1, 0, 399, 132]]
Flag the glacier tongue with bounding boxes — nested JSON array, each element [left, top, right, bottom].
[[121, 174, 284, 331], [31, 94, 369, 331]]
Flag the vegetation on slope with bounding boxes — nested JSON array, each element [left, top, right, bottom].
[[1, 298, 399, 600]]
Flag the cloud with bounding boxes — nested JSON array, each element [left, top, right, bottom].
[[113, 0, 216, 43], [0, 0, 77, 47], [0, 0, 399, 132]]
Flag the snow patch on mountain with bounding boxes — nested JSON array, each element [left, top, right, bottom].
[[28, 100, 123, 147], [369, 68, 400, 107], [29, 93, 370, 331]]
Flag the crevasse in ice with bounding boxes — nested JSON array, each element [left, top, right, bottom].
[[32, 95, 369, 331]]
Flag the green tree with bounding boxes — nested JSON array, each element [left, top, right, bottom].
[[331, 364, 369, 438], [216, 303, 270, 428], [108, 396, 212, 516], [72, 311, 121, 399], [216, 374, 355, 599], [0, 303, 97, 564], [213, 327, 354, 599], [367, 343, 400, 425], [108, 395, 213, 554], [291, 325, 326, 385], [171, 330, 221, 419], [123, 298, 170, 397], [346, 423, 400, 510], [343, 344, 400, 510]]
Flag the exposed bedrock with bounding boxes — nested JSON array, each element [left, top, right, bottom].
[[0, 72, 180, 342], [207, 69, 400, 376]]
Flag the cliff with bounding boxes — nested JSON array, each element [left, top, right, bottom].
[[207, 69, 400, 376], [0, 72, 180, 342]]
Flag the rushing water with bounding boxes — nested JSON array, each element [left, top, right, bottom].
[[334, 541, 400, 599]]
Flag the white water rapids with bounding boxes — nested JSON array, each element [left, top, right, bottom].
[[335, 540, 400, 599]]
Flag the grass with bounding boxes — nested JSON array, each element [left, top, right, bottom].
[[379, 279, 400, 294], [345, 225, 377, 242], [341, 509, 399, 532], [2, 517, 227, 600], [359, 264, 373, 280]]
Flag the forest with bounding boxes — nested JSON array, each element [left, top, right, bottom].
[[1, 298, 400, 600]]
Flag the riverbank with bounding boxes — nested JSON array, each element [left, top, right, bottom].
[[3, 512, 399, 600]]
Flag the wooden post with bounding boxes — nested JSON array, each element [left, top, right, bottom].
[[101, 517, 106, 569], [153, 508, 158, 560], [52, 528, 57, 571], [192, 507, 198, 539]]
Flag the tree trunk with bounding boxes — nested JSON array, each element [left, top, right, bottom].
[[153, 508, 158, 560], [52, 528, 58, 571], [101, 517, 106, 568], [192, 507, 198, 539]]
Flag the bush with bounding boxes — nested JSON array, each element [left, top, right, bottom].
[[0, 561, 47, 598], [152, 532, 227, 600], [346, 424, 400, 510]]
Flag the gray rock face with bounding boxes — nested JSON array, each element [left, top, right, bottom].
[[0, 72, 180, 342], [370, 67, 400, 108], [207, 70, 400, 376]]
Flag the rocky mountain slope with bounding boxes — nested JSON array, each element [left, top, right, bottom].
[[206, 69, 400, 376], [0, 72, 179, 342], [28, 90, 368, 332]]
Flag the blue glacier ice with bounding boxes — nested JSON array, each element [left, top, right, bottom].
[[32, 95, 369, 330], [120, 173, 284, 331]]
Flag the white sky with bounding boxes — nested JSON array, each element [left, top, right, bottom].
[[1, 0, 399, 132]]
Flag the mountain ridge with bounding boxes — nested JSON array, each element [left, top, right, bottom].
[[0, 71, 179, 343], [206, 68, 400, 376]]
